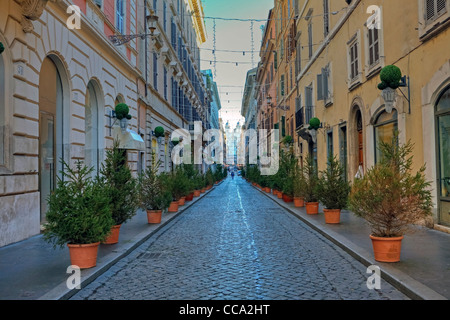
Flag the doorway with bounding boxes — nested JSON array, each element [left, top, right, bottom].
[[436, 86, 450, 226], [39, 57, 64, 223]]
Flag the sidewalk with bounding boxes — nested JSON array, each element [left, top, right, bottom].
[[0, 182, 221, 300], [250, 180, 450, 300]]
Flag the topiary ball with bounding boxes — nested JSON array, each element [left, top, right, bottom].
[[0, 42, 4, 55], [115, 103, 130, 120], [380, 65, 402, 89], [154, 126, 165, 137], [309, 117, 321, 130]]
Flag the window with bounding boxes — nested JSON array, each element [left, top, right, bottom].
[[349, 42, 359, 81], [153, 53, 158, 91], [305, 85, 314, 124], [327, 130, 333, 162], [94, 0, 102, 9], [116, 0, 125, 34], [280, 74, 285, 97], [364, 7, 384, 76], [368, 28, 379, 67], [426, 0, 447, 23], [436, 87, 450, 199], [295, 36, 302, 77], [163, 1, 167, 31], [374, 109, 398, 163], [308, 23, 313, 59], [164, 67, 167, 101], [347, 32, 362, 87], [317, 65, 331, 104], [323, 0, 330, 37]]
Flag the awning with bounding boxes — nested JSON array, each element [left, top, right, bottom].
[[112, 127, 146, 151]]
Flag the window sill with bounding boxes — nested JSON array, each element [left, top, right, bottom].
[[365, 65, 382, 81], [348, 80, 362, 92], [419, 16, 450, 42]]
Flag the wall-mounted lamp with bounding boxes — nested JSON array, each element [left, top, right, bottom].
[[146, 10, 159, 36]]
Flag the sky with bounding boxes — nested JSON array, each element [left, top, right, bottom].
[[199, 0, 274, 130]]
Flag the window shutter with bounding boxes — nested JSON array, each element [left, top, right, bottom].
[[426, 0, 436, 21], [437, 0, 447, 15], [317, 73, 323, 101], [322, 67, 329, 100]]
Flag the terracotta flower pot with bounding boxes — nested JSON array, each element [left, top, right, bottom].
[[323, 209, 341, 224], [194, 190, 201, 197], [370, 235, 404, 263], [305, 202, 319, 215], [147, 210, 162, 224], [206, 185, 212, 190], [282, 194, 293, 202], [265, 187, 271, 193], [178, 197, 186, 206], [103, 225, 121, 244], [168, 201, 179, 212], [67, 242, 100, 269], [293, 197, 305, 208], [186, 193, 194, 201], [201, 188, 205, 193], [252, 182, 257, 186], [277, 191, 283, 199]]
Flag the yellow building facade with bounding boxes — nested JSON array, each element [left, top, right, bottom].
[[254, 0, 450, 228]]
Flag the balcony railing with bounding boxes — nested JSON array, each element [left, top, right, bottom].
[[295, 107, 304, 129], [296, 106, 314, 129]]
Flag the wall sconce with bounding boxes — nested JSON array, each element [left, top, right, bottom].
[[381, 87, 396, 114], [146, 10, 159, 36]]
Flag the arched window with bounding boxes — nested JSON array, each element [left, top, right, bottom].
[[85, 81, 101, 175], [436, 86, 450, 201], [374, 108, 398, 163]]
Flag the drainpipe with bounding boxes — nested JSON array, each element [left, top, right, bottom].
[[144, 0, 148, 97]]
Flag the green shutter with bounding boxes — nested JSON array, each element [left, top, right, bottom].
[[281, 116, 286, 137]]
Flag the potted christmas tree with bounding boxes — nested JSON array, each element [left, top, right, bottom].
[[349, 135, 433, 262], [100, 140, 139, 244], [316, 155, 351, 224], [43, 160, 114, 269], [301, 156, 320, 214], [139, 153, 172, 224]]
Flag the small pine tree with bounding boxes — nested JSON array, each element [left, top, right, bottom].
[[349, 135, 433, 237], [139, 153, 172, 211], [100, 139, 138, 226], [316, 155, 351, 210], [43, 160, 114, 248]]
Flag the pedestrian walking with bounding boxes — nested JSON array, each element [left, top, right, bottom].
[[231, 171, 235, 180]]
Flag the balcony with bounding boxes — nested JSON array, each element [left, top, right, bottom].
[[295, 107, 304, 129]]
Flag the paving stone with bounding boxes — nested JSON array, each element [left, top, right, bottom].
[[70, 179, 409, 300]]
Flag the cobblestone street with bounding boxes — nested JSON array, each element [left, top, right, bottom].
[[70, 177, 408, 300]]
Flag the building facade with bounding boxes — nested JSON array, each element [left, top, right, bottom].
[[251, 0, 450, 228], [0, 0, 210, 247]]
